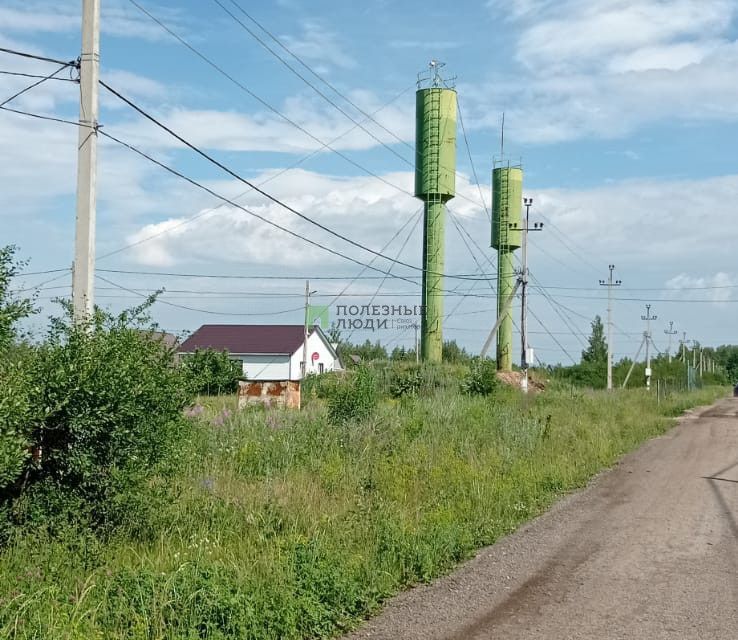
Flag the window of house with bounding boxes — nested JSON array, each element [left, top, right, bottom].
[[318, 363, 324, 374]]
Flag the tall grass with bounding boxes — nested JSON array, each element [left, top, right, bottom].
[[0, 384, 724, 639]]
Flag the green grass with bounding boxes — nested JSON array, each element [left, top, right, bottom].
[[0, 384, 725, 639]]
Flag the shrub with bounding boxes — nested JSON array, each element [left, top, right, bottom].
[[3, 302, 195, 535], [0, 357, 37, 493], [327, 366, 377, 424], [181, 348, 242, 395], [389, 366, 424, 398], [461, 359, 499, 396]]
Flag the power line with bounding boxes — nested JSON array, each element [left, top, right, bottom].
[[97, 129, 420, 285], [123, 1, 417, 199], [212, 1, 490, 215], [208, 0, 411, 167], [95, 268, 496, 281], [219, 0, 414, 153], [97, 83, 414, 260], [1, 62, 74, 108], [0, 47, 77, 67], [345, 210, 423, 342], [98, 127, 491, 286], [0, 104, 83, 127], [96, 275, 305, 316], [100, 81, 443, 276], [456, 97, 491, 222], [127, 0, 487, 215], [0, 69, 76, 82]]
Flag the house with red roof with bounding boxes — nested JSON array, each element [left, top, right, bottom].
[[178, 324, 342, 381]]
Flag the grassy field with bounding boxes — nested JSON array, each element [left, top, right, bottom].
[[0, 383, 725, 639]]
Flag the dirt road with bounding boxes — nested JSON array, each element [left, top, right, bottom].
[[345, 397, 738, 639]]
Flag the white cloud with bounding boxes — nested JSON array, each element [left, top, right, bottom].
[[110, 87, 415, 154], [121, 167, 491, 269], [471, 0, 738, 144], [280, 20, 356, 71], [0, 0, 190, 43], [532, 174, 738, 268], [665, 272, 738, 303]]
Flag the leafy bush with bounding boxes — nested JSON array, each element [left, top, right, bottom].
[[181, 348, 242, 395], [327, 366, 377, 424], [389, 366, 424, 398], [0, 245, 35, 352], [2, 302, 195, 535], [461, 359, 499, 396], [300, 371, 341, 406], [0, 357, 37, 493]]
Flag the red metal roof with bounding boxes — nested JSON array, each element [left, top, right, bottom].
[[178, 325, 306, 355]]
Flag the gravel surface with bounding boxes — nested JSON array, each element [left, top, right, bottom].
[[343, 397, 738, 640]]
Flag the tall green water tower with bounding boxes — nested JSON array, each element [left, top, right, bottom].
[[414, 62, 457, 363], [491, 163, 522, 371]]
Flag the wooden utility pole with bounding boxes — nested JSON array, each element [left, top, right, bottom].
[[72, 0, 100, 321]]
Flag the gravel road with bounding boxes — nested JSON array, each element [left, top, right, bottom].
[[344, 397, 738, 639]]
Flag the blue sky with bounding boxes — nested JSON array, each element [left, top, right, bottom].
[[2, 0, 738, 364]]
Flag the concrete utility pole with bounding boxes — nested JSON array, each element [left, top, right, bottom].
[[680, 331, 688, 362], [642, 304, 657, 391], [72, 0, 101, 322], [664, 321, 677, 363], [599, 264, 621, 390], [519, 196, 543, 393]]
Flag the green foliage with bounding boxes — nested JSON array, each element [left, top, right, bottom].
[[389, 366, 424, 398], [326, 366, 377, 424], [337, 339, 387, 366], [0, 384, 724, 639], [0, 358, 37, 493], [300, 371, 340, 407], [5, 306, 195, 534], [713, 344, 738, 382], [0, 246, 38, 496], [182, 348, 242, 395], [442, 339, 472, 364], [0, 245, 36, 353], [461, 359, 499, 396], [582, 315, 607, 364]]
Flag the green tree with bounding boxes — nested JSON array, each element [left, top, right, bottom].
[[582, 315, 607, 364], [181, 349, 243, 394], [0, 245, 35, 352]]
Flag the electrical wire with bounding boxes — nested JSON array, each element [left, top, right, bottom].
[[95, 268, 496, 281], [96, 274, 305, 316], [100, 81, 453, 277], [122, 1, 417, 199], [0, 105, 83, 127], [456, 97, 491, 222], [0, 69, 76, 82], [1, 62, 74, 108], [209, 0, 411, 167], [97, 129, 420, 285], [98, 128, 494, 288], [344, 209, 423, 343], [97, 83, 414, 260], [0, 47, 77, 67], [208, 0, 489, 213]]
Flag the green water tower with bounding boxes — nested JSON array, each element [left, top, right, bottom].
[[414, 61, 457, 363], [491, 163, 523, 371]]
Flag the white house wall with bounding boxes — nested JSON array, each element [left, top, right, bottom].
[[289, 331, 339, 379], [237, 354, 290, 381]]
